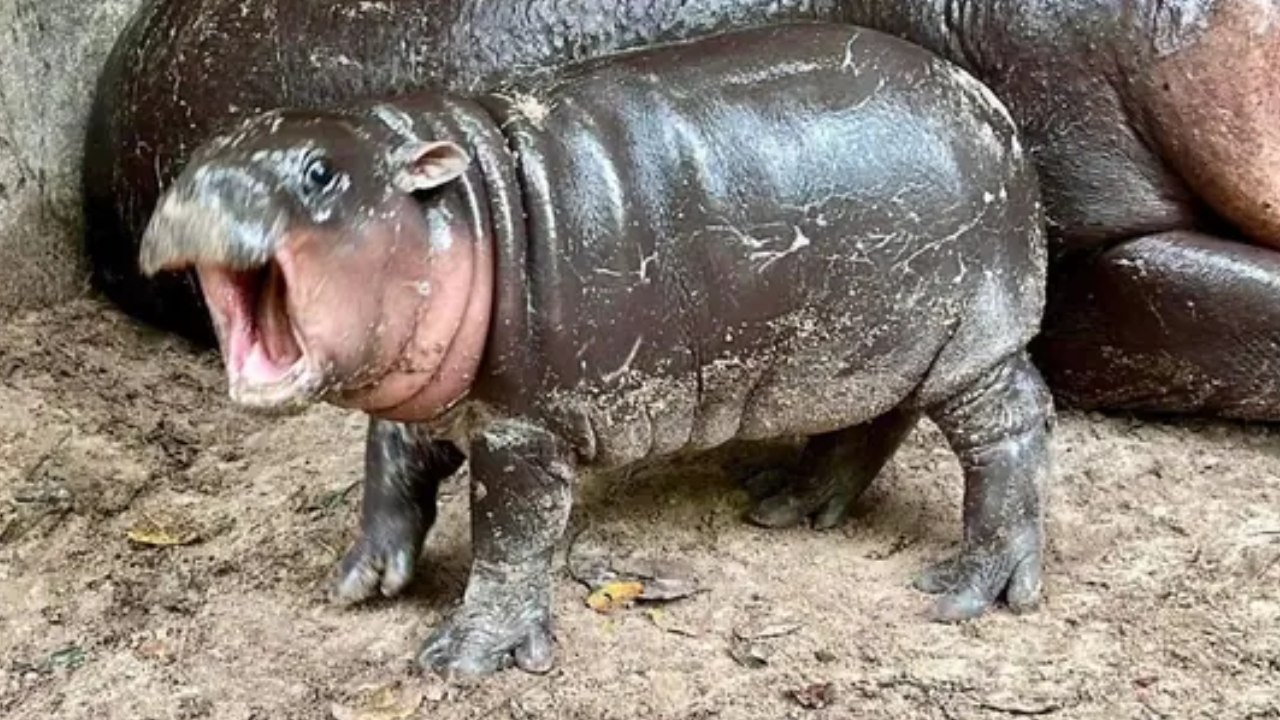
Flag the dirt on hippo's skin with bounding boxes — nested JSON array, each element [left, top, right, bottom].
[[1, 298, 1279, 720]]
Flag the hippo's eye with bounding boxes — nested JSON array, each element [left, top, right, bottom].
[[304, 156, 338, 192]]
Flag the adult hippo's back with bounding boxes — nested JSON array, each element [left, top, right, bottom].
[[83, 0, 836, 345], [84, 0, 1280, 421]]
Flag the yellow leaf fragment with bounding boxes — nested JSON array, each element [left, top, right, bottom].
[[126, 511, 199, 546], [330, 681, 424, 720], [586, 580, 645, 613]]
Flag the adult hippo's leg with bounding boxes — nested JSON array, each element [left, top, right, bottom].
[[1035, 233, 1280, 420], [744, 409, 920, 530], [332, 419, 465, 602]]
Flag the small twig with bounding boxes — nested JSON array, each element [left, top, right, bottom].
[[1251, 551, 1280, 583], [975, 699, 1064, 716], [20, 429, 73, 484], [562, 522, 596, 586], [1139, 700, 1172, 719], [333, 480, 360, 504]]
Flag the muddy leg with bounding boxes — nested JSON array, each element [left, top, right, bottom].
[[332, 419, 465, 603], [1035, 232, 1280, 421], [919, 351, 1052, 622], [418, 420, 573, 677], [745, 409, 919, 530]]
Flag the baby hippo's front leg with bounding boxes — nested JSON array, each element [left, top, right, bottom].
[[419, 420, 574, 677], [333, 419, 465, 602]]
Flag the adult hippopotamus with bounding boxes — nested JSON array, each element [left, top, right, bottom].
[[84, 0, 1280, 427], [137, 23, 1054, 675]]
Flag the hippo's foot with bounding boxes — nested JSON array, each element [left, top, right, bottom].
[[914, 524, 1043, 621], [331, 420, 464, 604], [421, 420, 573, 677], [1035, 232, 1280, 421], [923, 351, 1052, 621], [333, 520, 424, 602], [418, 560, 556, 677], [745, 409, 918, 530]]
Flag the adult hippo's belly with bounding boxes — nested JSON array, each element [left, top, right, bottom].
[[84, 0, 1280, 421]]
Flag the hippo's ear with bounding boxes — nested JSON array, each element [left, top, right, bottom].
[[390, 140, 471, 193]]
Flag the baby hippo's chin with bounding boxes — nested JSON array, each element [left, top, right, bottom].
[[331, 370, 468, 423], [216, 341, 471, 421], [223, 350, 327, 415]]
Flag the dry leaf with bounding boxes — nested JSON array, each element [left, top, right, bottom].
[[44, 645, 87, 671], [613, 558, 700, 601], [788, 681, 834, 709], [330, 681, 424, 720], [126, 510, 199, 547], [134, 638, 173, 662], [734, 621, 803, 641], [570, 544, 702, 614], [728, 636, 771, 669], [586, 580, 645, 613]]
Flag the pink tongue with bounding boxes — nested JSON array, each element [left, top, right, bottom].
[[241, 341, 293, 384]]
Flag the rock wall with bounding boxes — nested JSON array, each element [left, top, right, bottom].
[[0, 0, 141, 319]]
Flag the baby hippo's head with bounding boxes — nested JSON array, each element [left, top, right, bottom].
[[139, 106, 492, 421]]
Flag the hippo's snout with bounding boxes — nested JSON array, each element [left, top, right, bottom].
[[139, 163, 289, 276]]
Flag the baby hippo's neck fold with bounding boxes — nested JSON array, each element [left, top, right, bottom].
[[357, 94, 535, 421]]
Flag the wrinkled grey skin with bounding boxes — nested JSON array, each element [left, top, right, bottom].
[[422, 23, 1059, 673], [140, 24, 1057, 677]]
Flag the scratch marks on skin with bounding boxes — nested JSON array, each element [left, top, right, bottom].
[[1114, 256, 1170, 334], [711, 222, 813, 273], [841, 31, 862, 71], [370, 103, 422, 143], [754, 227, 812, 272], [837, 30, 888, 103], [601, 336, 644, 384], [594, 249, 657, 283], [893, 186, 1002, 278]]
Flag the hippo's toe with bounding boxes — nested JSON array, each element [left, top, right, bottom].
[[743, 412, 918, 531], [914, 525, 1043, 621], [331, 526, 423, 603], [745, 468, 857, 530], [418, 598, 555, 677]]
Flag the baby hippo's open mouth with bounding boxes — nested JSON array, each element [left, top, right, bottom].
[[197, 258, 324, 412]]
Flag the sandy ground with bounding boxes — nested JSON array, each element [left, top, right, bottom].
[[1, 298, 1278, 720]]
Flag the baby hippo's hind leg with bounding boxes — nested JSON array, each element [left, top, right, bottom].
[[919, 351, 1052, 621], [332, 419, 465, 603], [745, 409, 919, 530]]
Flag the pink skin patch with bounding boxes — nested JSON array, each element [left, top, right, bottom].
[[195, 195, 491, 421], [196, 254, 321, 411]]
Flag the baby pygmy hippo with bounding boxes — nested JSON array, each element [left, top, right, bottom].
[[139, 22, 1054, 676]]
